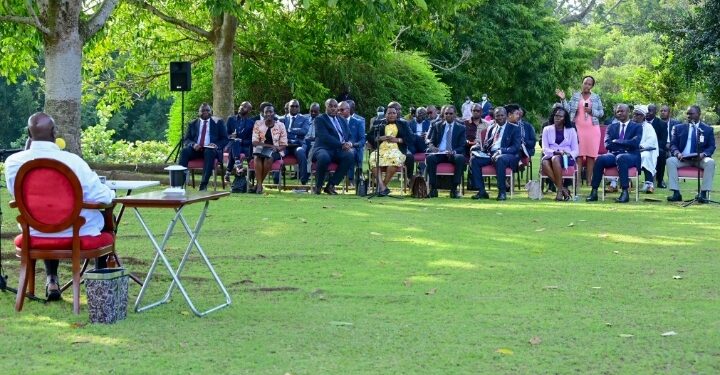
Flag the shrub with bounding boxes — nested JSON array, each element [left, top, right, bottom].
[[81, 124, 171, 164]]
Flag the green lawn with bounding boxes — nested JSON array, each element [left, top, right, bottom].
[[1, 171, 720, 374]]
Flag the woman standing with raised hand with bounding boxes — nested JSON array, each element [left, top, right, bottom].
[[556, 76, 604, 186]]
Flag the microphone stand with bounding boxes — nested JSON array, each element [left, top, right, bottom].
[[682, 125, 719, 207], [367, 123, 401, 200]]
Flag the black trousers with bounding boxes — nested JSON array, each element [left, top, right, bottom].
[[313, 148, 354, 189], [426, 153, 465, 188], [179, 146, 217, 187], [656, 150, 667, 184], [470, 154, 518, 193]]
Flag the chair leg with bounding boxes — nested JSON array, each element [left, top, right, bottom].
[[72, 258, 81, 315], [15, 256, 30, 312], [28, 258, 36, 297], [190, 169, 196, 188]]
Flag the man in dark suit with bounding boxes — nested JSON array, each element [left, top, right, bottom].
[[586, 104, 642, 203], [340, 100, 366, 184], [469, 107, 522, 201], [312, 98, 354, 195], [666, 105, 716, 203], [660, 104, 682, 150], [516, 106, 537, 159], [646, 104, 669, 188], [179, 103, 228, 191], [224, 101, 255, 182], [406, 107, 431, 176], [425, 105, 467, 198], [480, 94, 493, 117], [280, 99, 310, 184]]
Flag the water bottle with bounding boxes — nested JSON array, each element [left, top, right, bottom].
[[562, 154, 569, 169]]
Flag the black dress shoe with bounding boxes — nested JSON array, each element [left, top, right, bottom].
[[449, 189, 461, 199], [471, 191, 490, 200], [496, 192, 507, 201], [658, 181, 667, 189], [615, 189, 630, 203], [311, 186, 321, 195], [699, 191, 710, 203], [429, 188, 438, 198], [379, 187, 391, 196], [586, 189, 599, 202], [323, 185, 338, 195], [198, 184, 208, 191], [667, 190, 683, 202], [45, 279, 61, 301]]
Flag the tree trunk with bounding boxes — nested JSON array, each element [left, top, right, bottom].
[[44, 34, 83, 155], [211, 13, 238, 120]]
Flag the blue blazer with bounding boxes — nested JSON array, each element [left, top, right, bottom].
[[670, 122, 715, 157], [280, 114, 310, 146], [481, 101, 493, 117], [427, 121, 467, 154], [183, 118, 228, 161], [605, 121, 642, 155], [519, 120, 537, 157], [346, 116, 366, 152], [314, 114, 350, 152], [482, 123, 522, 156], [225, 115, 255, 147]]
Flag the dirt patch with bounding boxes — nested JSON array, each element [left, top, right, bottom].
[[246, 286, 299, 292]]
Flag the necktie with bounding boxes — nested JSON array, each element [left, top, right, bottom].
[[289, 116, 295, 130], [493, 126, 502, 144], [444, 124, 453, 151], [199, 120, 208, 146], [331, 116, 343, 140], [619, 123, 625, 140], [690, 125, 697, 154]]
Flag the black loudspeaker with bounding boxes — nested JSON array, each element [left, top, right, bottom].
[[169, 61, 191, 91]]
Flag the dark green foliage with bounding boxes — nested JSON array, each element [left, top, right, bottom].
[[0, 76, 42, 149]]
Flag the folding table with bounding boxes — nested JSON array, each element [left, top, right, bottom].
[[113, 191, 231, 317]]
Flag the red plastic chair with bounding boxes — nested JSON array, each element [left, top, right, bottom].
[[600, 166, 639, 201], [9, 159, 116, 314]]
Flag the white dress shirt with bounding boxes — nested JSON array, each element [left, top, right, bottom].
[[4, 141, 116, 237]]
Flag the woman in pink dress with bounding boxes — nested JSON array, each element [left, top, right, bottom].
[[556, 76, 604, 186]]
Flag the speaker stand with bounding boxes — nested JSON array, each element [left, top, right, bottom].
[[165, 91, 185, 163]]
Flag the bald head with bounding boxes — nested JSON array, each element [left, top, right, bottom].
[[28, 112, 56, 142]]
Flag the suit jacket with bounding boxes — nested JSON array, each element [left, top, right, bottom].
[[225, 115, 255, 147], [670, 122, 715, 157], [346, 116, 366, 151], [366, 120, 411, 155], [481, 100, 493, 117], [407, 119, 431, 153], [666, 118, 682, 144], [604, 121, 642, 155], [427, 121, 467, 154], [518, 119, 537, 157], [352, 113, 367, 133], [482, 122, 521, 156], [648, 117, 668, 152], [280, 114, 310, 146], [183, 117, 228, 160], [314, 114, 350, 152]]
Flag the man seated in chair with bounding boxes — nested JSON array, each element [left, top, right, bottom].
[[4, 112, 116, 301], [179, 103, 228, 191], [469, 106, 522, 201], [311, 98, 354, 195], [666, 105, 716, 203], [279, 99, 310, 185], [586, 104, 642, 203], [425, 105, 467, 199]]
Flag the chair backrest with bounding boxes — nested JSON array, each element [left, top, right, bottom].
[[13, 158, 83, 234], [598, 125, 608, 154]]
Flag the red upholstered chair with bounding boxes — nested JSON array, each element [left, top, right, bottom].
[[540, 165, 577, 198], [435, 162, 465, 195], [600, 166, 639, 201], [677, 166, 709, 198], [188, 156, 225, 190], [9, 158, 116, 314], [577, 125, 608, 185], [311, 162, 348, 193], [247, 158, 284, 191], [281, 155, 299, 187], [481, 165, 514, 197]]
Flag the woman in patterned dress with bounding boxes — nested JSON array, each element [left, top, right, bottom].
[[367, 107, 409, 196]]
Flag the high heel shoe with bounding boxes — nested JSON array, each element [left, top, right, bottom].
[[555, 191, 564, 201], [562, 188, 571, 201]]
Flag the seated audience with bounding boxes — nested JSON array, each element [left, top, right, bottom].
[[280, 99, 310, 184], [469, 106, 522, 201], [645, 104, 667, 189], [251, 105, 287, 194], [367, 107, 409, 196], [179, 103, 228, 191], [633, 105, 659, 194], [586, 104, 642, 203], [312, 98, 354, 195], [425, 105, 467, 198], [339, 100, 366, 184], [666, 105, 716, 203], [225, 101, 254, 182], [541, 106, 578, 201]]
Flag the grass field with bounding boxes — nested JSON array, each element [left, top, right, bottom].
[[1, 168, 720, 374]]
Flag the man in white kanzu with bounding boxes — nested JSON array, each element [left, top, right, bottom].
[[4, 112, 115, 300]]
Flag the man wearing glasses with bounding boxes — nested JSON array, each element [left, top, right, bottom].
[[425, 105, 467, 198], [280, 99, 310, 184]]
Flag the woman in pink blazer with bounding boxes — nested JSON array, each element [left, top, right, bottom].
[[541, 106, 579, 201]]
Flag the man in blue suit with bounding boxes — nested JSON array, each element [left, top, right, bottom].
[[408, 107, 431, 175], [179, 103, 228, 191], [646, 104, 668, 188], [666, 105, 716, 203], [470, 106, 522, 201], [224, 101, 255, 182], [340, 100, 366, 183], [480, 94, 493, 117], [425, 105, 467, 199], [279, 99, 310, 184], [586, 104, 642, 203], [312, 98, 354, 195]]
